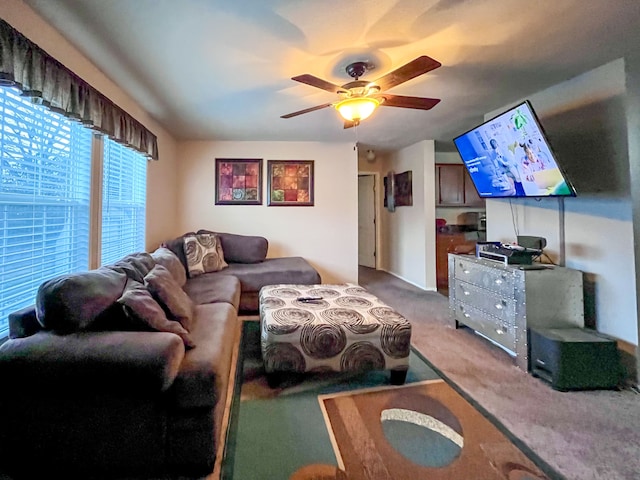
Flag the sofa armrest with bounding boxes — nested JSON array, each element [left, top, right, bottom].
[[8, 305, 41, 339], [0, 330, 185, 393]]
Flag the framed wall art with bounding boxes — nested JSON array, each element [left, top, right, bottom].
[[383, 171, 395, 212], [215, 158, 263, 205], [267, 160, 314, 206], [394, 170, 413, 207]]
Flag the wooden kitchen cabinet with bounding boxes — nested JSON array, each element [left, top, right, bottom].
[[435, 164, 485, 207]]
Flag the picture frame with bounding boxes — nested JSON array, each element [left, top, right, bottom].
[[394, 170, 413, 207], [384, 171, 395, 212], [267, 160, 314, 206], [215, 158, 263, 205]]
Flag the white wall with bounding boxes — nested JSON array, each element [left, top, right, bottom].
[[380, 140, 436, 290], [486, 59, 638, 345], [177, 141, 358, 284], [2, 0, 180, 252]]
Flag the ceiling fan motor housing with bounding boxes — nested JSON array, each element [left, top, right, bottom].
[[346, 61, 372, 80]]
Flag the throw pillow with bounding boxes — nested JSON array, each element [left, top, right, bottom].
[[161, 231, 196, 272], [183, 233, 228, 277], [118, 279, 195, 349], [106, 252, 157, 283], [36, 268, 128, 333], [151, 247, 187, 287], [144, 264, 195, 331]]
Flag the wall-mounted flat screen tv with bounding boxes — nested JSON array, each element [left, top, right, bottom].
[[453, 100, 576, 198]]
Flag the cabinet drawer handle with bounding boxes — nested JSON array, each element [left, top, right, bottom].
[[459, 285, 470, 296], [495, 279, 503, 285], [458, 262, 470, 274], [496, 324, 508, 335], [458, 306, 470, 318], [494, 300, 507, 310]]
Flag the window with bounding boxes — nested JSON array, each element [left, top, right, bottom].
[[0, 88, 148, 339], [101, 138, 147, 265], [0, 88, 92, 338]]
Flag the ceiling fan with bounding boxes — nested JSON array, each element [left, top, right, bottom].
[[281, 55, 442, 128]]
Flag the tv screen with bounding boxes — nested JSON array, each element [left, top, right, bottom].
[[453, 100, 575, 198]]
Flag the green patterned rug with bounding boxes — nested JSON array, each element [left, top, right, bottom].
[[221, 321, 559, 480]]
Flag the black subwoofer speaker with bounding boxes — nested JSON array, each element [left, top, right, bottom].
[[528, 327, 622, 391]]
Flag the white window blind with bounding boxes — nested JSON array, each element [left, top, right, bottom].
[[101, 137, 147, 266], [0, 88, 92, 338]]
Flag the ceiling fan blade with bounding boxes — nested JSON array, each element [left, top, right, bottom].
[[291, 74, 344, 93], [281, 103, 333, 119], [377, 94, 441, 110], [372, 56, 441, 91]]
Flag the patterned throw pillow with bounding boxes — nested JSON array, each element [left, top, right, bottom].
[[183, 233, 228, 277]]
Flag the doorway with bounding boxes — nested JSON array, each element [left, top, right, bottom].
[[358, 173, 378, 269]]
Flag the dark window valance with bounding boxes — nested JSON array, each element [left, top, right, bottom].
[[0, 18, 159, 160]]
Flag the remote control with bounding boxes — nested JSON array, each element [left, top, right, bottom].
[[297, 296, 322, 302]]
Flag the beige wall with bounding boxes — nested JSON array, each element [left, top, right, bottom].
[[2, 0, 180, 251], [379, 140, 437, 290], [357, 149, 388, 270], [177, 141, 358, 284], [487, 59, 638, 345]]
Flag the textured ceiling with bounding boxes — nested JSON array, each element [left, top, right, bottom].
[[22, 0, 640, 152]]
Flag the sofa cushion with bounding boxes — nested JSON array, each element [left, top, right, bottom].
[[168, 302, 238, 409], [220, 257, 321, 293], [35, 268, 128, 333], [144, 265, 195, 332], [198, 230, 268, 264], [184, 233, 228, 277], [183, 273, 241, 310], [0, 330, 185, 393], [118, 279, 195, 349], [107, 252, 156, 283], [151, 247, 187, 287], [126, 252, 155, 274]]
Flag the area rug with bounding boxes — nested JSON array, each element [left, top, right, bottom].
[[221, 321, 559, 480]]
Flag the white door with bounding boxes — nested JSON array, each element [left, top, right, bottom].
[[358, 174, 376, 268]]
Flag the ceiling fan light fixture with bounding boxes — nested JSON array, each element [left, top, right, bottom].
[[335, 97, 380, 122]]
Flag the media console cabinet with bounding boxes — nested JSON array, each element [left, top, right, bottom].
[[448, 253, 584, 370]]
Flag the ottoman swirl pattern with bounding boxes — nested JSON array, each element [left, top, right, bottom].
[[260, 284, 411, 379]]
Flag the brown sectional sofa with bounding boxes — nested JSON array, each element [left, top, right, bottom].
[[0, 232, 321, 479], [163, 230, 322, 313]]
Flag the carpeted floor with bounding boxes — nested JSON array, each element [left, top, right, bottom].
[[358, 266, 640, 480]]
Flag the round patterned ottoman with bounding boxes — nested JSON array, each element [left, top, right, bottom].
[[259, 283, 412, 386]]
